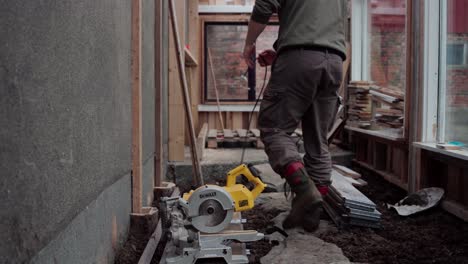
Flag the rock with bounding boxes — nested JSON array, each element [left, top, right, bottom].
[[255, 193, 291, 213], [266, 231, 287, 243], [254, 163, 286, 192], [260, 228, 351, 264]]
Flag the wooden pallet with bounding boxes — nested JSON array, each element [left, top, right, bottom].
[[206, 129, 303, 149]]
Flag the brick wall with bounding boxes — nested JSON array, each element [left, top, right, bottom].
[[369, 0, 407, 91], [370, 25, 406, 90], [206, 24, 248, 101], [445, 33, 468, 143], [206, 23, 278, 101]]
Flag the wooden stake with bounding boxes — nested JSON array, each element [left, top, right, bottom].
[[131, 0, 143, 213], [169, 0, 204, 186], [207, 47, 225, 130]]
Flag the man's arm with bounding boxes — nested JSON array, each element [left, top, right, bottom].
[[243, 0, 280, 68], [243, 20, 267, 68]]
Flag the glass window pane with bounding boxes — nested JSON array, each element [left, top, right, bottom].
[[255, 24, 279, 97], [369, 0, 407, 90], [367, 0, 407, 131], [205, 23, 249, 101], [442, 0, 468, 144], [205, 23, 279, 102]]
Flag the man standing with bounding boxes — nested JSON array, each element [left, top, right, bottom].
[[243, 0, 346, 231]]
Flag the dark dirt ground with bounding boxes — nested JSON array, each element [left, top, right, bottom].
[[317, 169, 468, 264], [115, 170, 468, 264]]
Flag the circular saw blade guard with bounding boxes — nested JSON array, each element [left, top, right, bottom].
[[188, 185, 235, 233]]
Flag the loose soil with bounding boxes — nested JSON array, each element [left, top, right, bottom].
[[115, 170, 468, 264], [243, 169, 468, 264], [317, 169, 468, 264]]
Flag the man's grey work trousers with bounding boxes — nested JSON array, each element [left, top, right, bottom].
[[258, 49, 343, 186]]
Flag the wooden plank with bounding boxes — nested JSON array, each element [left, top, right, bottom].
[[207, 129, 218, 149], [232, 112, 243, 129], [208, 112, 217, 130], [169, 0, 203, 186], [225, 112, 233, 129], [187, 0, 200, 134], [131, 0, 143, 214], [196, 123, 208, 161], [154, 0, 163, 187], [168, 0, 185, 161]]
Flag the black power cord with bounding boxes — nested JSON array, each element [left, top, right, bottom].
[[240, 65, 269, 165]]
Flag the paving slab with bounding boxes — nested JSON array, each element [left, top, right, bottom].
[[261, 222, 351, 264]]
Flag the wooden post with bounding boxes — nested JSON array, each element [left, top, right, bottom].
[[169, 0, 204, 186], [188, 0, 201, 132], [154, 0, 163, 188], [168, 0, 185, 162], [131, 0, 143, 214]]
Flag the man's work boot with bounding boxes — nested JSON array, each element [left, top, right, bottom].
[[282, 161, 323, 232]]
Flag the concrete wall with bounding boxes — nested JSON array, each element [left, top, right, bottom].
[[0, 0, 138, 263]]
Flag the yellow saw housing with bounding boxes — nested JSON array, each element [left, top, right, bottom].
[[183, 164, 267, 212]]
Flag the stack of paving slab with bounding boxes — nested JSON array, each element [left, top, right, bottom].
[[346, 81, 372, 128], [324, 167, 381, 229], [369, 86, 405, 129]]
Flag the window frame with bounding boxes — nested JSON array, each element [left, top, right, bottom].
[[423, 0, 468, 146], [350, 0, 410, 139]]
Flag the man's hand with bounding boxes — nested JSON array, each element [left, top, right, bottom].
[[243, 43, 256, 69], [258, 49, 277, 67]]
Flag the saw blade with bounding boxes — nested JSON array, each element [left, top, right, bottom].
[[198, 199, 228, 228]]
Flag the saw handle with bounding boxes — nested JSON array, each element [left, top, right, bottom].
[[226, 164, 266, 200]]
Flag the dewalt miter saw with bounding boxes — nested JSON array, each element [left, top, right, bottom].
[[161, 164, 267, 264]]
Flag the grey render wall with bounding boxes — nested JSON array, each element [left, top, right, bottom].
[[0, 0, 132, 263], [142, 0, 156, 206]]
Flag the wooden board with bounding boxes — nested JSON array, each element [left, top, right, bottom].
[[131, 0, 143, 214], [168, 0, 186, 161], [197, 123, 208, 161], [187, 0, 200, 132], [154, 0, 163, 188]]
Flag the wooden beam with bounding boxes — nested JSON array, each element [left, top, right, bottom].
[[168, 0, 185, 161], [131, 0, 143, 214], [188, 0, 200, 132], [154, 0, 163, 188], [169, 0, 204, 186], [197, 123, 208, 161]]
